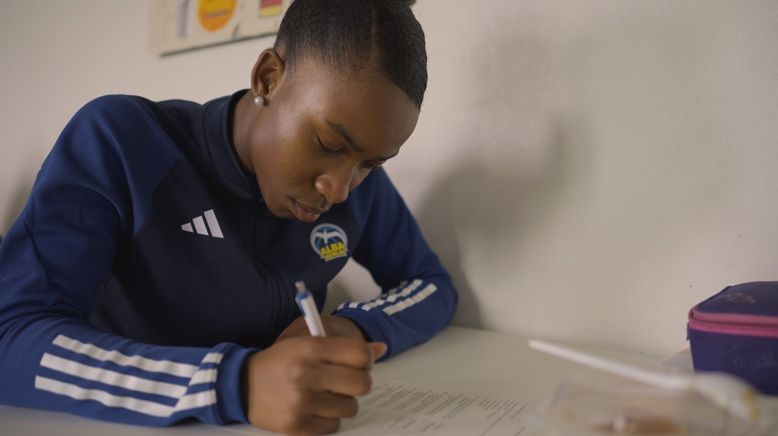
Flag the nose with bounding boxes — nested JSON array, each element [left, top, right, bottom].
[[314, 164, 357, 205]]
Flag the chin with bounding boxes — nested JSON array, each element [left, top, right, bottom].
[[261, 200, 286, 218]]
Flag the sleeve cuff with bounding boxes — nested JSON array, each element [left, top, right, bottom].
[[332, 308, 393, 361], [214, 344, 258, 424]]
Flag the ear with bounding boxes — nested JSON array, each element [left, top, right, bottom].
[[250, 48, 286, 101]]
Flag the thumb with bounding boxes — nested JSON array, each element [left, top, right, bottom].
[[367, 342, 388, 364]]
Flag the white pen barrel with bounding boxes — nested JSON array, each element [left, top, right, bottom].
[[299, 296, 326, 337]]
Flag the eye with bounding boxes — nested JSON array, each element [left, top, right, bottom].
[[317, 137, 340, 154]]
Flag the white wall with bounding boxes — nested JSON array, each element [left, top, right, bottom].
[[2, 1, 777, 356]]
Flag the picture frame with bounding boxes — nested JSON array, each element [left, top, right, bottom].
[[149, 0, 293, 55]]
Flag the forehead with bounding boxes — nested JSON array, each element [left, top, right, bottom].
[[284, 58, 420, 153]]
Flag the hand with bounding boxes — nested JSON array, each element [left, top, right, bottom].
[[276, 315, 367, 342], [242, 336, 388, 435]]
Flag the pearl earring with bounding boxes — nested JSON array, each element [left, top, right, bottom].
[[253, 95, 265, 106]]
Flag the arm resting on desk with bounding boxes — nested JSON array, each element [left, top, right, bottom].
[[0, 97, 254, 426], [332, 169, 458, 359]]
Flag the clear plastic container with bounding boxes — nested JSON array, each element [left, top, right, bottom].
[[534, 369, 772, 435]]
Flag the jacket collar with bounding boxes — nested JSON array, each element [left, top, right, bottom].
[[201, 89, 261, 201]]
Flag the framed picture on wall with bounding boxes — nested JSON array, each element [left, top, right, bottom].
[[149, 0, 293, 55]]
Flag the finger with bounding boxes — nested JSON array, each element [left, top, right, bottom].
[[301, 363, 372, 396], [300, 337, 373, 369], [368, 342, 387, 363], [305, 391, 359, 419], [283, 414, 341, 436]]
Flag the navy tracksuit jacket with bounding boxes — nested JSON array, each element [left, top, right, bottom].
[[0, 91, 457, 425]]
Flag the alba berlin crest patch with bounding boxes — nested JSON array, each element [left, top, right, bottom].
[[310, 223, 349, 262]]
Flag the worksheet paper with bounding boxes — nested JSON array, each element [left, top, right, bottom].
[[338, 380, 541, 435], [223, 379, 541, 435]]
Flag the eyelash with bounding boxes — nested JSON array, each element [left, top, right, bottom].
[[316, 137, 381, 170], [317, 137, 340, 154]]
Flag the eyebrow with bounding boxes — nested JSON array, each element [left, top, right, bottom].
[[325, 119, 399, 162]]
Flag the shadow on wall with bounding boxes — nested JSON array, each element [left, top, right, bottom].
[[406, 6, 600, 329], [414, 120, 584, 329]]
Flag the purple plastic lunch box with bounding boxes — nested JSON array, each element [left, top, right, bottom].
[[687, 281, 778, 395]]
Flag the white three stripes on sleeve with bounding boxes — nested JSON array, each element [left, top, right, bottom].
[[34, 377, 216, 418], [40, 353, 191, 398], [35, 335, 223, 418], [382, 283, 438, 315], [336, 279, 439, 315], [51, 335, 219, 377]]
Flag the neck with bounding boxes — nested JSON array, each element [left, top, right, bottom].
[[230, 91, 256, 174]]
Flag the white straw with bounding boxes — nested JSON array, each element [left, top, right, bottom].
[[528, 339, 691, 391], [528, 339, 761, 422]]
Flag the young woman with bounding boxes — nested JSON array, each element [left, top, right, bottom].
[[0, 0, 457, 434]]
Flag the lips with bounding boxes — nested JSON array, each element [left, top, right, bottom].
[[291, 199, 326, 222]]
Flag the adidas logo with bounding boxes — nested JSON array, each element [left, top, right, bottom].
[[181, 209, 223, 238]]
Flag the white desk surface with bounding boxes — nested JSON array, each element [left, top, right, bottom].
[[0, 326, 770, 435]]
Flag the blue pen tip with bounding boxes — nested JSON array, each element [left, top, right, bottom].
[[294, 280, 307, 293]]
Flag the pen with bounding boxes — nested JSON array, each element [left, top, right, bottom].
[[295, 280, 326, 337]]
